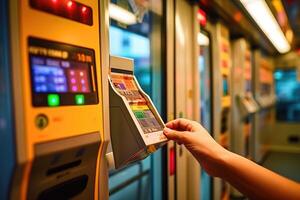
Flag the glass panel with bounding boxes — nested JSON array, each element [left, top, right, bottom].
[[109, 1, 165, 200], [275, 69, 300, 122], [110, 25, 151, 94], [0, 1, 15, 198], [110, 174, 151, 200], [199, 30, 212, 200]]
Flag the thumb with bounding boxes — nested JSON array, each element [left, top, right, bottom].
[[163, 127, 187, 144]]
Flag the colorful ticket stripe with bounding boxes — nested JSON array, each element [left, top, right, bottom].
[[111, 74, 145, 103], [131, 103, 163, 134], [110, 73, 163, 134]]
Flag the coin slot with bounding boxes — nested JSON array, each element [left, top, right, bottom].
[[46, 160, 81, 176]]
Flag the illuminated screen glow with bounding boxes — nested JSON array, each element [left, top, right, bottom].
[[28, 37, 98, 107], [31, 56, 91, 93]]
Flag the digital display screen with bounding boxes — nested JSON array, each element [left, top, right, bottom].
[[29, 37, 98, 107], [31, 56, 91, 93]]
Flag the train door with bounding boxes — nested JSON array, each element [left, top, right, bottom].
[[107, 1, 167, 200], [211, 22, 232, 200], [174, 0, 200, 199], [198, 29, 213, 200]]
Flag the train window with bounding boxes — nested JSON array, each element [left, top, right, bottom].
[[275, 69, 300, 122], [199, 30, 212, 200], [108, 1, 166, 200]]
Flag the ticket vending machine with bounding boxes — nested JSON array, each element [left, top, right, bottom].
[[231, 39, 260, 198], [254, 53, 276, 108], [253, 50, 276, 162], [231, 39, 259, 161], [1, 0, 107, 199], [108, 56, 167, 169]]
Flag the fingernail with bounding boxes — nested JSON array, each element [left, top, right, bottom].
[[163, 127, 170, 134]]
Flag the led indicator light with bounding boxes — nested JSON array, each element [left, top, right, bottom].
[[72, 86, 78, 92], [30, 0, 93, 25], [82, 6, 87, 13], [48, 94, 60, 107], [75, 94, 85, 105], [67, 1, 73, 8]]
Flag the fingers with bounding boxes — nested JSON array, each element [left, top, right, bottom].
[[163, 127, 187, 144], [166, 118, 194, 132]]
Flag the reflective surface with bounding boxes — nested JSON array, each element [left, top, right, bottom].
[[275, 69, 300, 122], [109, 1, 165, 200], [199, 30, 212, 200], [0, 0, 15, 198]]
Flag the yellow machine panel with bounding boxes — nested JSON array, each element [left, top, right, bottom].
[[8, 0, 107, 199], [18, 0, 103, 156]]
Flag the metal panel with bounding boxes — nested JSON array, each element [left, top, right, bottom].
[[99, 1, 111, 199], [211, 22, 233, 200], [166, 0, 176, 199]]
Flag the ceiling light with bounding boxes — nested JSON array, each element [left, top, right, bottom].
[[109, 3, 137, 25], [198, 32, 209, 46], [240, 0, 290, 53]]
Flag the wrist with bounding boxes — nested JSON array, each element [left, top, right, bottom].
[[215, 148, 235, 179]]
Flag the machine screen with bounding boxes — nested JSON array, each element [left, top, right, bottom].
[[31, 57, 91, 93], [110, 73, 164, 133], [29, 37, 98, 107]]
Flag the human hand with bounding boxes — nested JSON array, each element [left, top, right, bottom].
[[163, 118, 230, 177]]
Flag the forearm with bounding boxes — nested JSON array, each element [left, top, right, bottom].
[[219, 151, 300, 200]]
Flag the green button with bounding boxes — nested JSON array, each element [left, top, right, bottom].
[[48, 94, 60, 107], [75, 94, 85, 105]]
